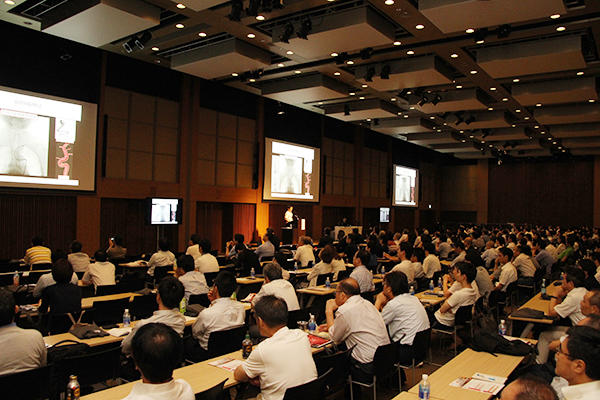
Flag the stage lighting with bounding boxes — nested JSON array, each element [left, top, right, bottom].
[[365, 67, 375, 82], [418, 95, 429, 107], [380, 65, 390, 80], [134, 31, 152, 50], [296, 19, 312, 40], [122, 37, 136, 53], [481, 128, 491, 138], [280, 22, 294, 43], [473, 28, 488, 44]]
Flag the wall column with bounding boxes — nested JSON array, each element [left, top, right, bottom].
[[476, 159, 489, 224], [594, 156, 600, 227]]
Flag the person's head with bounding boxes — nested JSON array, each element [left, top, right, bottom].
[[454, 261, 476, 284], [353, 249, 370, 267], [518, 244, 532, 257], [499, 375, 558, 400], [581, 314, 600, 330], [198, 239, 211, 254], [578, 259, 596, 280], [234, 233, 245, 244], [31, 236, 43, 246], [412, 247, 425, 263], [287, 206, 293, 212], [383, 271, 409, 297], [263, 233, 271, 242], [301, 236, 312, 245], [158, 238, 170, 252], [485, 240, 494, 249], [555, 326, 600, 384], [580, 289, 600, 317], [190, 234, 201, 245], [94, 250, 108, 262], [562, 266, 586, 292], [0, 288, 16, 326], [498, 247, 513, 264], [157, 276, 184, 309], [112, 235, 124, 246], [335, 278, 360, 306], [131, 323, 183, 384], [424, 242, 435, 255], [212, 271, 237, 298], [51, 258, 73, 284], [254, 295, 287, 335], [70, 241, 82, 253], [399, 242, 413, 260], [319, 245, 336, 264], [455, 241, 466, 251], [262, 262, 283, 283], [177, 254, 195, 274], [337, 230, 346, 240], [464, 237, 473, 249]]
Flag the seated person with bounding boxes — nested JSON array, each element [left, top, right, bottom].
[[492, 247, 518, 291], [23, 236, 51, 266], [554, 326, 600, 399], [255, 233, 275, 261], [176, 255, 208, 301], [411, 247, 426, 280], [433, 261, 477, 329], [195, 239, 219, 273], [349, 250, 374, 293], [33, 265, 78, 298], [375, 271, 429, 364], [330, 251, 347, 282], [252, 263, 299, 311], [318, 227, 333, 247], [81, 250, 115, 290], [106, 235, 127, 260], [391, 243, 415, 285], [306, 245, 335, 286], [122, 276, 186, 355], [38, 259, 81, 316], [481, 241, 498, 270], [513, 245, 537, 278], [192, 271, 245, 353], [0, 289, 46, 376], [234, 296, 317, 400], [185, 234, 201, 260], [148, 238, 176, 277], [321, 278, 390, 379], [422, 243, 441, 279], [578, 259, 600, 291], [123, 323, 194, 400], [294, 236, 315, 267], [226, 233, 247, 258], [67, 240, 90, 273], [450, 241, 467, 267], [474, 265, 494, 301], [236, 246, 261, 277], [500, 375, 558, 400]]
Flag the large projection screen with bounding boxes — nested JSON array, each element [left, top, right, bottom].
[[263, 138, 320, 202], [0, 85, 97, 191], [393, 165, 418, 207]]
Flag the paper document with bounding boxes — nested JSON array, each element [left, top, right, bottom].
[[450, 372, 506, 395], [208, 357, 245, 372], [107, 327, 132, 337]]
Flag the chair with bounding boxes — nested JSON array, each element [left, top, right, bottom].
[[288, 308, 310, 329], [335, 269, 350, 281], [95, 285, 119, 296], [204, 272, 219, 287], [315, 347, 353, 397], [283, 368, 333, 400], [490, 282, 517, 322], [21, 270, 47, 285], [45, 312, 78, 335], [91, 298, 131, 326], [395, 328, 431, 388], [316, 273, 334, 286], [431, 305, 473, 357], [189, 293, 211, 307], [349, 342, 398, 400], [260, 255, 274, 262], [56, 345, 121, 396], [0, 365, 50, 399], [129, 294, 158, 320], [31, 263, 52, 271], [195, 378, 228, 400], [207, 326, 247, 358]]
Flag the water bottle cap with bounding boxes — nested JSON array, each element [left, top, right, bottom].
[[125, 309, 129, 312], [501, 319, 505, 323], [422, 374, 428, 380]]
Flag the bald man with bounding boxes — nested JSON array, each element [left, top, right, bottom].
[[500, 376, 558, 400]]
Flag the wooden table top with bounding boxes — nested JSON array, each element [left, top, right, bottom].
[[393, 392, 442, 400], [297, 278, 383, 296], [407, 348, 524, 400], [236, 276, 264, 285], [81, 292, 141, 309], [415, 288, 446, 307], [508, 280, 560, 324]]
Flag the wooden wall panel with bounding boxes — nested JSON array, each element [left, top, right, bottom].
[[233, 203, 257, 243], [394, 207, 415, 231], [440, 164, 478, 211], [322, 138, 355, 196], [322, 206, 355, 229], [195, 202, 224, 253], [268, 204, 314, 240]]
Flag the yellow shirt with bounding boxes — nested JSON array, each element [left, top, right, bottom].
[[24, 246, 51, 265]]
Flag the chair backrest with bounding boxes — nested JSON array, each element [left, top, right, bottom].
[[189, 293, 211, 307], [46, 312, 77, 335], [314, 347, 352, 394], [21, 270, 47, 285], [92, 298, 131, 326], [335, 269, 350, 281], [204, 272, 219, 287], [283, 368, 332, 400], [411, 328, 431, 364], [95, 285, 119, 296], [287, 308, 310, 329], [261, 255, 274, 262], [31, 263, 52, 271], [129, 294, 158, 320], [59, 345, 121, 390], [0, 365, 50, 399], [374, 342, 398, 378], [195, 378, 228, 400], [207, 326, 247, 358], [455, 305, 474, 326], [153, 266, 170, 284], [316, 273, 334, 286]]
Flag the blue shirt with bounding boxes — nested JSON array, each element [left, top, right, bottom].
[[535, 250, 555, 274]]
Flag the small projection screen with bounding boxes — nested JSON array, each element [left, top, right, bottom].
[[393, 164, 418, 207], [0, 85, 97, 191], [263, 138, 320, 202]]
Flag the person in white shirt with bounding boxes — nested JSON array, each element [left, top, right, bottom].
[[411, 247, 425, 280], [255, 233, 276, 261], [253, 263, 300, 311], [349, 250, 374, 293], [175, 255, 208, 300], [81, 250, 116, 290], [554, 326, 600, 400], [331, 255, 347, 281], [537, 268, 589, 364], [450, 241, 467, 267], [67, 241, 90, 273], [513, 245, 537, 278], [32, 269, 78, 298], [306, 245, 336, 286], [185, 234, 201, 260], [192, 271, 245, 353], [499, 376, 559, 400], [391, 243, 414, 285], [123, 323, 194, 400], [481, 241, 498, 269], [320, 278, 390, 379], [492, 247, 518, 293], [434, 261, 477, 328], [235, 295, 317, 400], [284, 206, 295, 226], [122, 276, 186, 355], [423, 243, 441, 279], [195, 239, 219, 273], [437, 235, 452, 260], [294, 237, 315, 267], [148, 238, 176, 277], [0, 289, 47, 377]]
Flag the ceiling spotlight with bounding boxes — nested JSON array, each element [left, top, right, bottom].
[[393, 41, 401, 46], [450, 53, 458, 58], [419, 95, 430, 106], [429, 116, 435, 120], [415, 24, 425, 30], [513, 78, 520, 82], [556, 26, 566, 32], [534, 125, 539, 128], [360, 47, 373, 60], [466, 28, 475, 34], [330, 52, 338, 57], [550, 14, 561, 19], [403, 115, 409, 118], [286, 50, 294, 55], [175, 23, 184, 29], [334, 72, 341, 76], [297, 18, 312, 40], [277, 102, 285, 115], [589, 99, 596, 103], [176, 3, 186, 9], [365, 67, 375, 82], [199, 32, 207, 37], [407, 50, 415, 55], [456, 85, 463, 89], [465, 115, 476, 125], [361, 84, 368, 88], [349, 91, 356, 96], [536, 103, 542, 107], [151, 46, 159, 51], [502, 98, 508, 102], [488, 107, 494, 111], [385, 0, 395, 5], [524, 116, 530, 120], [577, 71, 584, 76], [470, 70, 478, 74], [122, 37, 136, 53], [473, 28, 488, 44], [277, 63, 284, 67], [256, 15, 265, 21], [247, 33, 256, 38], [380, 65, 391, 80], [497, 24, 511, 39], [390, 97, 396, 101], [246, 0, 260, 17], [294, 70, 302, 74], [280, 23, 294, 43], [366, 118, 371, 122], [515, 109, 521, 113], [344, 104, 351, 116], [249, 78, 256, 82], [346, 60, 354, 65], [359, 96, 365, 100], [228, 0, 243, 21], [231, 73, 239, 77]]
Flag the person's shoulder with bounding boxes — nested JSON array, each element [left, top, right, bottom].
[[173, 379, 195, 400]]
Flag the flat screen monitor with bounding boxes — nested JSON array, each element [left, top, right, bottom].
[[263, 138, 320, 202], [379, 207, 390, 223], [148, 198, 182, 225], [0, 85, 97, 191], [393, 165, 418, 207]]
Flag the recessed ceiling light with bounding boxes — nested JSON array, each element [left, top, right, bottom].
[[470, 70, 478, 74], [256, 15, 265, 21], [346, 60, 354, 64], [385, 0, 395, 5], [512, 78, 520, 83], [199, 32, 207, 37], [429, 116, 435, 120], [294, 70, 301, 74], [534, 125, 539, 128], [541, 131, 546, 134], [558, 146, 563, 150], [450, 53, 458, 58], [390, 97, 396, 101], [318, 102, 323, 105], [552, 141, 557, 144], [151, 46, 159, 51], [562, 149, 566, 152], [502, 98, 508, 102], [524, 116, 530, 120], [366, 118, 371, 122], [550, 14, 561, 19], [407, 50, 415, 55], [330, 52, 338, 57], [488, 107, 494, 111], [231, 73, 238, 77], [456, 85, 463, 89], [556, 26, 566, 32], [409, 106, 415, 110], [277, 63, 284, 67], [334, 72, 341, 76], [511, 124, 516, 128], [476, 39, 485, 45], [361, 84, 368, 88], [415, 24, 425, 30], [175, 23, 184, 29], [576, 71, 584, 76], [589, 99, 596, 103], [489, 144, 493, 148], [176, 3, 186, 9], [490, 87, 496, 91], [459, 130, 464, 133], [5, 0, 16, 4], [393, 41, 401, 46], [461, 139, 466, 143], [515, 109, 521, 112], [249, 78, 256, 82], [548, 138, 552, 141], [469, 135, 474, 138], [359, 96, 365, 100], [397, 112, 402, 115], [155, 60, 161, 64], [247, 33, 256, 38], [481, 140, 486, 144], [536, 103, 542, 107], [349, 92, 356, 96], [466, 28, 475, 34]]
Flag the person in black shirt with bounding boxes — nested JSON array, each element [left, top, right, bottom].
[[39, 258, 81, 315]]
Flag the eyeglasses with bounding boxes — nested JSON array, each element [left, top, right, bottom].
[[555, 345, 574, 360]]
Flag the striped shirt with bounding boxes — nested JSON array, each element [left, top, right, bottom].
[[23, 246, 51, 265]]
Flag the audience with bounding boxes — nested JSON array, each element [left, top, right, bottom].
[[226, 233, 247, 258], [38, 258, 81, 316], [306, 245, 335, 286], [492, 247, 518, 291], [147, 238, 176, 277], [450, 241, 467, 267], [0, 289, 47, 376], [33, 261, 78, 298], [234, 295, 317, 400], [122, 276, 186, 355], [67, 240, 90, 273], [81, 250, 115, 290], [255, 232, 275, 261], [294, 236, 315, 267], [106, 235, 127, 260], [23, 236, 51, 266], [176, 255, 209, 301], [253, 263, 299, 311], [349, 249, 374, 293], [513, 245, 537, 278], [195, 239, 219, 273], [434, 261, 477, 329], [423, 243, 441, 279], [500, 375, 558, 400], [185, 234, 202, 260], [123, 323, 194, 400]]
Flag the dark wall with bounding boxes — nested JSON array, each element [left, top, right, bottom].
[[488, 158, 594, 226]]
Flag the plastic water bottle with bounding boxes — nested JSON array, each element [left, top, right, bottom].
[[242, 333, 253, 359], [380, 264, 386, 274], [410, 285, 415, 295], [12, 271, 19, 286], [308, 314, 317, 333], [325, 277, 331, 288], [438, 277, 442, 289], [429, 280, 434, 291], [250, 267, 255, 278], [418, 374, 430, 400], [122, 309, 131, 327], [541, 278, 546, 296], [179, 297, 187, 314], [498, 319, 507, 336]]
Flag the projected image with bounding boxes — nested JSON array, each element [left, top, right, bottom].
[[380, 207, 390, 223], [393, 165, 418, 207], [151, 198, 180, 225], [0, 114, 49, 177], [272, 155, 302, 194]]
